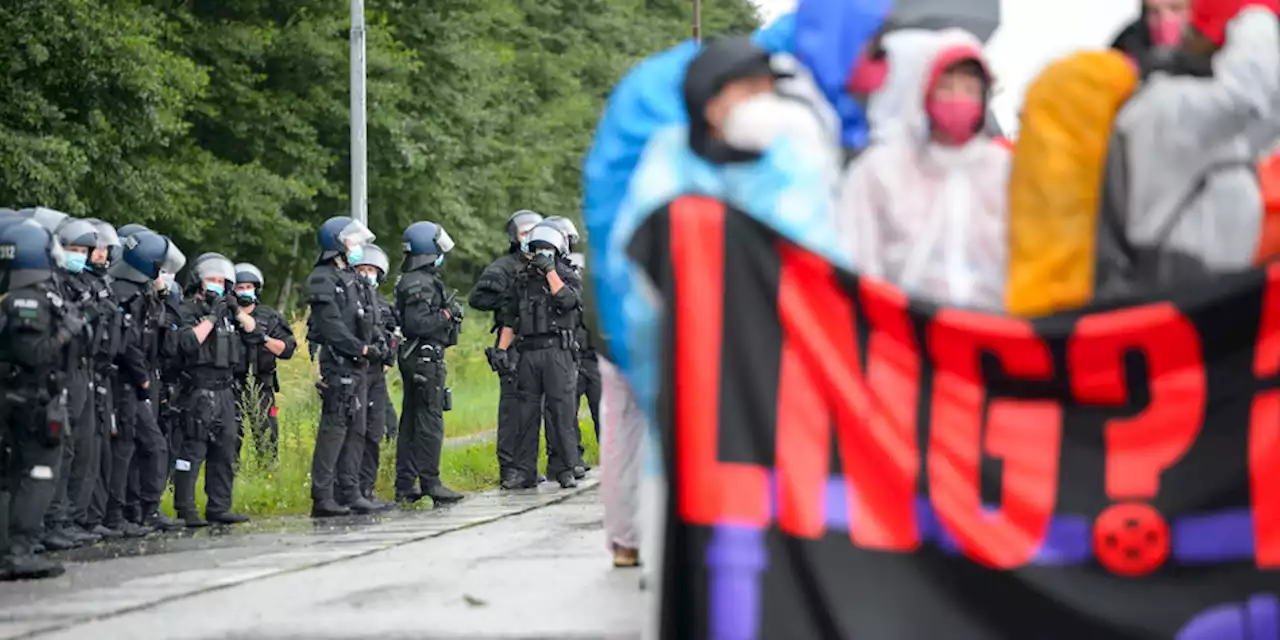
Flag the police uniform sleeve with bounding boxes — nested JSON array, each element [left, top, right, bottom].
[[551, 265, 582, 311], [176, 299, 204, 358], [467, 258, 512, 313], [306, 270, 366, 358], [398, 274, 451, 342], [268, 308, 297, 360], [114, 293, 151, 389]]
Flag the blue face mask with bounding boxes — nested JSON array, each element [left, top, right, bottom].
[[205, 282, 225, 297], [347, 244, 364, 264], [520, 240, 530, 253], [536, 249, 556, 259], [64, 252, 88, 273], [434, 254, 444, 267], [237, 288, 257, 301]]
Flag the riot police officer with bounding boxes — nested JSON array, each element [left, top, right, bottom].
[[0, 220, 77, 578], [501, 221, 585, 489], [306, 216, 379, 517], [233, 263, 296, 463], [544, 217, 601, 448], [395, 223, 465, 504], [468, 209, 543, 488], [352, 245, 397, 509], [109, 231, 186, 532], [173, 253, 256, 526]]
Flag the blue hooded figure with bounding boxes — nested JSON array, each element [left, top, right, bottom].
[[582, 0, 891, 411]]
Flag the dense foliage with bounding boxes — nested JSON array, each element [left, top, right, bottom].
[[0, 0, 760, 307]]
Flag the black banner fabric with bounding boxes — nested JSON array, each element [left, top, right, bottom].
[[633, 196, 1280, 639]]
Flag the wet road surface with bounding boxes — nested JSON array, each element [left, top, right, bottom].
[[0, 477, 647, 639]]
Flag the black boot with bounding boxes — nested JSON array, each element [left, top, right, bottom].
[[141, 505, 185, 532], [424, 484, 464, 504], [59, 524, 100, 546], [40, 528, 79, 551], [572, 466, 587, 480], [556, 471, 578, 489], [311, 499, 351, 518], [1, 540, 64, 581], [344, 496, 379, 514], [206, 512, 250, 525], [112, 521, 154, 538], [172, 470, 207, 527], [90, 523, 124, 539]]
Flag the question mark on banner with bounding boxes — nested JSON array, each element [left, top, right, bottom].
[[1090, 409, 1202, 576], [1073, 308, 1206, 577]]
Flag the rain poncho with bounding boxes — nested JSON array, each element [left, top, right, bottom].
[[1103, 7, 1280, 290], [865, 28, 945, 145], [840, 30, 1011, 311]]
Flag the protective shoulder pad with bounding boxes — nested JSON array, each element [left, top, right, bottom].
[[305, 270, 338, 303], [3, 290, 52, 331]]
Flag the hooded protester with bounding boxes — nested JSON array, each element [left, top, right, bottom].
[[1096, 0, 1280, 296], [1112, 0, 1191, 62], [840, 30, 1011, 311], [860, 29, 947, 147]]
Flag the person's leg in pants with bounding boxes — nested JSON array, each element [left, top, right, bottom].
[[494, 365, 521, 480], [411, 360, 449, 494], [203, 388, 242, 520], [513, 349, 546, 486], [104, 387, 141, 533], [579, 354, 603, 442], [9, 435, 64, 576], [133, 386, 178, 529], [360, 372, 388, 499], [394, 369, 423, 499], [541, 349, 582, 484], [310, 371, 355, 512], [335, 371, 369, 506], [256, 381, 279, 462], [45, 372, 89, 535], [599, 359, 644, 566], [172, 389, 213, 526], [81, 387, 113, 530]]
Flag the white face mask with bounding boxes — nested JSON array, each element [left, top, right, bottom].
[[158, 272, 176, 292], [721, 92, 827, 154]]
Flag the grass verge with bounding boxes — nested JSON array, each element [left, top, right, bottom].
[[159, 314, 600, 517]]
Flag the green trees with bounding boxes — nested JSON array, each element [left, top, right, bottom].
[[0, 0, 760, 305]]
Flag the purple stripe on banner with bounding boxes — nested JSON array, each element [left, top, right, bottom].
[[1249, 593, 1279, 640], [706, 525, 768, 640], [1173, 509, 1254, 563]]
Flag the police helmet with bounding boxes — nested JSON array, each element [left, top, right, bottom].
[[111, 231, 175, 283], [543, 217, 580, 251], [17, 207, 69, 233], [526, 221, 570, 256], [187, 252, 236, 291], [317, 216, 375, 263], [235, 263, 264, 291], [56, 218, 99, 250], [117, 223, 151, 239], [354, 244, 391, 283], [402, 221, 454, 271], [0, 221, 58, 290], [506, 210, 544, 247], [0, 208, 16, 219], [85, 219, 121, 265]]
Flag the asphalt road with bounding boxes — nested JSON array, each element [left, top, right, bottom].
[[0, 478, 647, 639]]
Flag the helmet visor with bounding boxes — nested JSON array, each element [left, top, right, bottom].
[[511, 211, 543, 236], [92, 222, 119, 249], [436, 228, 455, 254], [195, 255, 236, 282], [234, 263, 264, 285], [161, 239, 186, 275], [339, 219, 376, 248], [20, 207, 68, 232]]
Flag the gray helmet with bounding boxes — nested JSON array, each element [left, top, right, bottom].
[[17, 207, 69, 233], [235, 263, 264, 289], [56, 218, 99, 249], [526, 221, 570, 256], [354, 244, 391, 282], [187, 252, 236, 291], [506, 209, 544, 246], [543, 216, 580, 251]]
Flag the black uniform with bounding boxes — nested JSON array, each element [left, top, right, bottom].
[[82, 269, 121, 530], [1, 280, 75, 562], [395, 266, 457, 498], [468, 252, 526, 479], [173, 291, 258, 522], [127, 284, 182, 526], [105, 277, 168, 530], [571, 259, 602, 443], [502, 258, 584, 485], [235, 303, 296, 462], [360, 292, 396, 500], [305, 262, 373, 508]]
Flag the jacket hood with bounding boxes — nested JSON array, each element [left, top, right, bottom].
[[683, 36, 780, 164], [885, 29, 990, 145]]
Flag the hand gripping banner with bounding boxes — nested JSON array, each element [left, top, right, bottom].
[[631, 196, 1280, 639]]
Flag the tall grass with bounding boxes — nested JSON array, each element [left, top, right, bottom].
[[160, 314, 600, 517]]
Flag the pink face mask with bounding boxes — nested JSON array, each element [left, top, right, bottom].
[[1149, 15, 1184, 47], [926, 98, 984, 145], [846, 54, 888, 95]]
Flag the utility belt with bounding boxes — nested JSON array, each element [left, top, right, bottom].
[[183, 371, 235, 391], [516, 329, 576, 352], [314, 344, 369, 368], [403, 339, 445, 361]]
